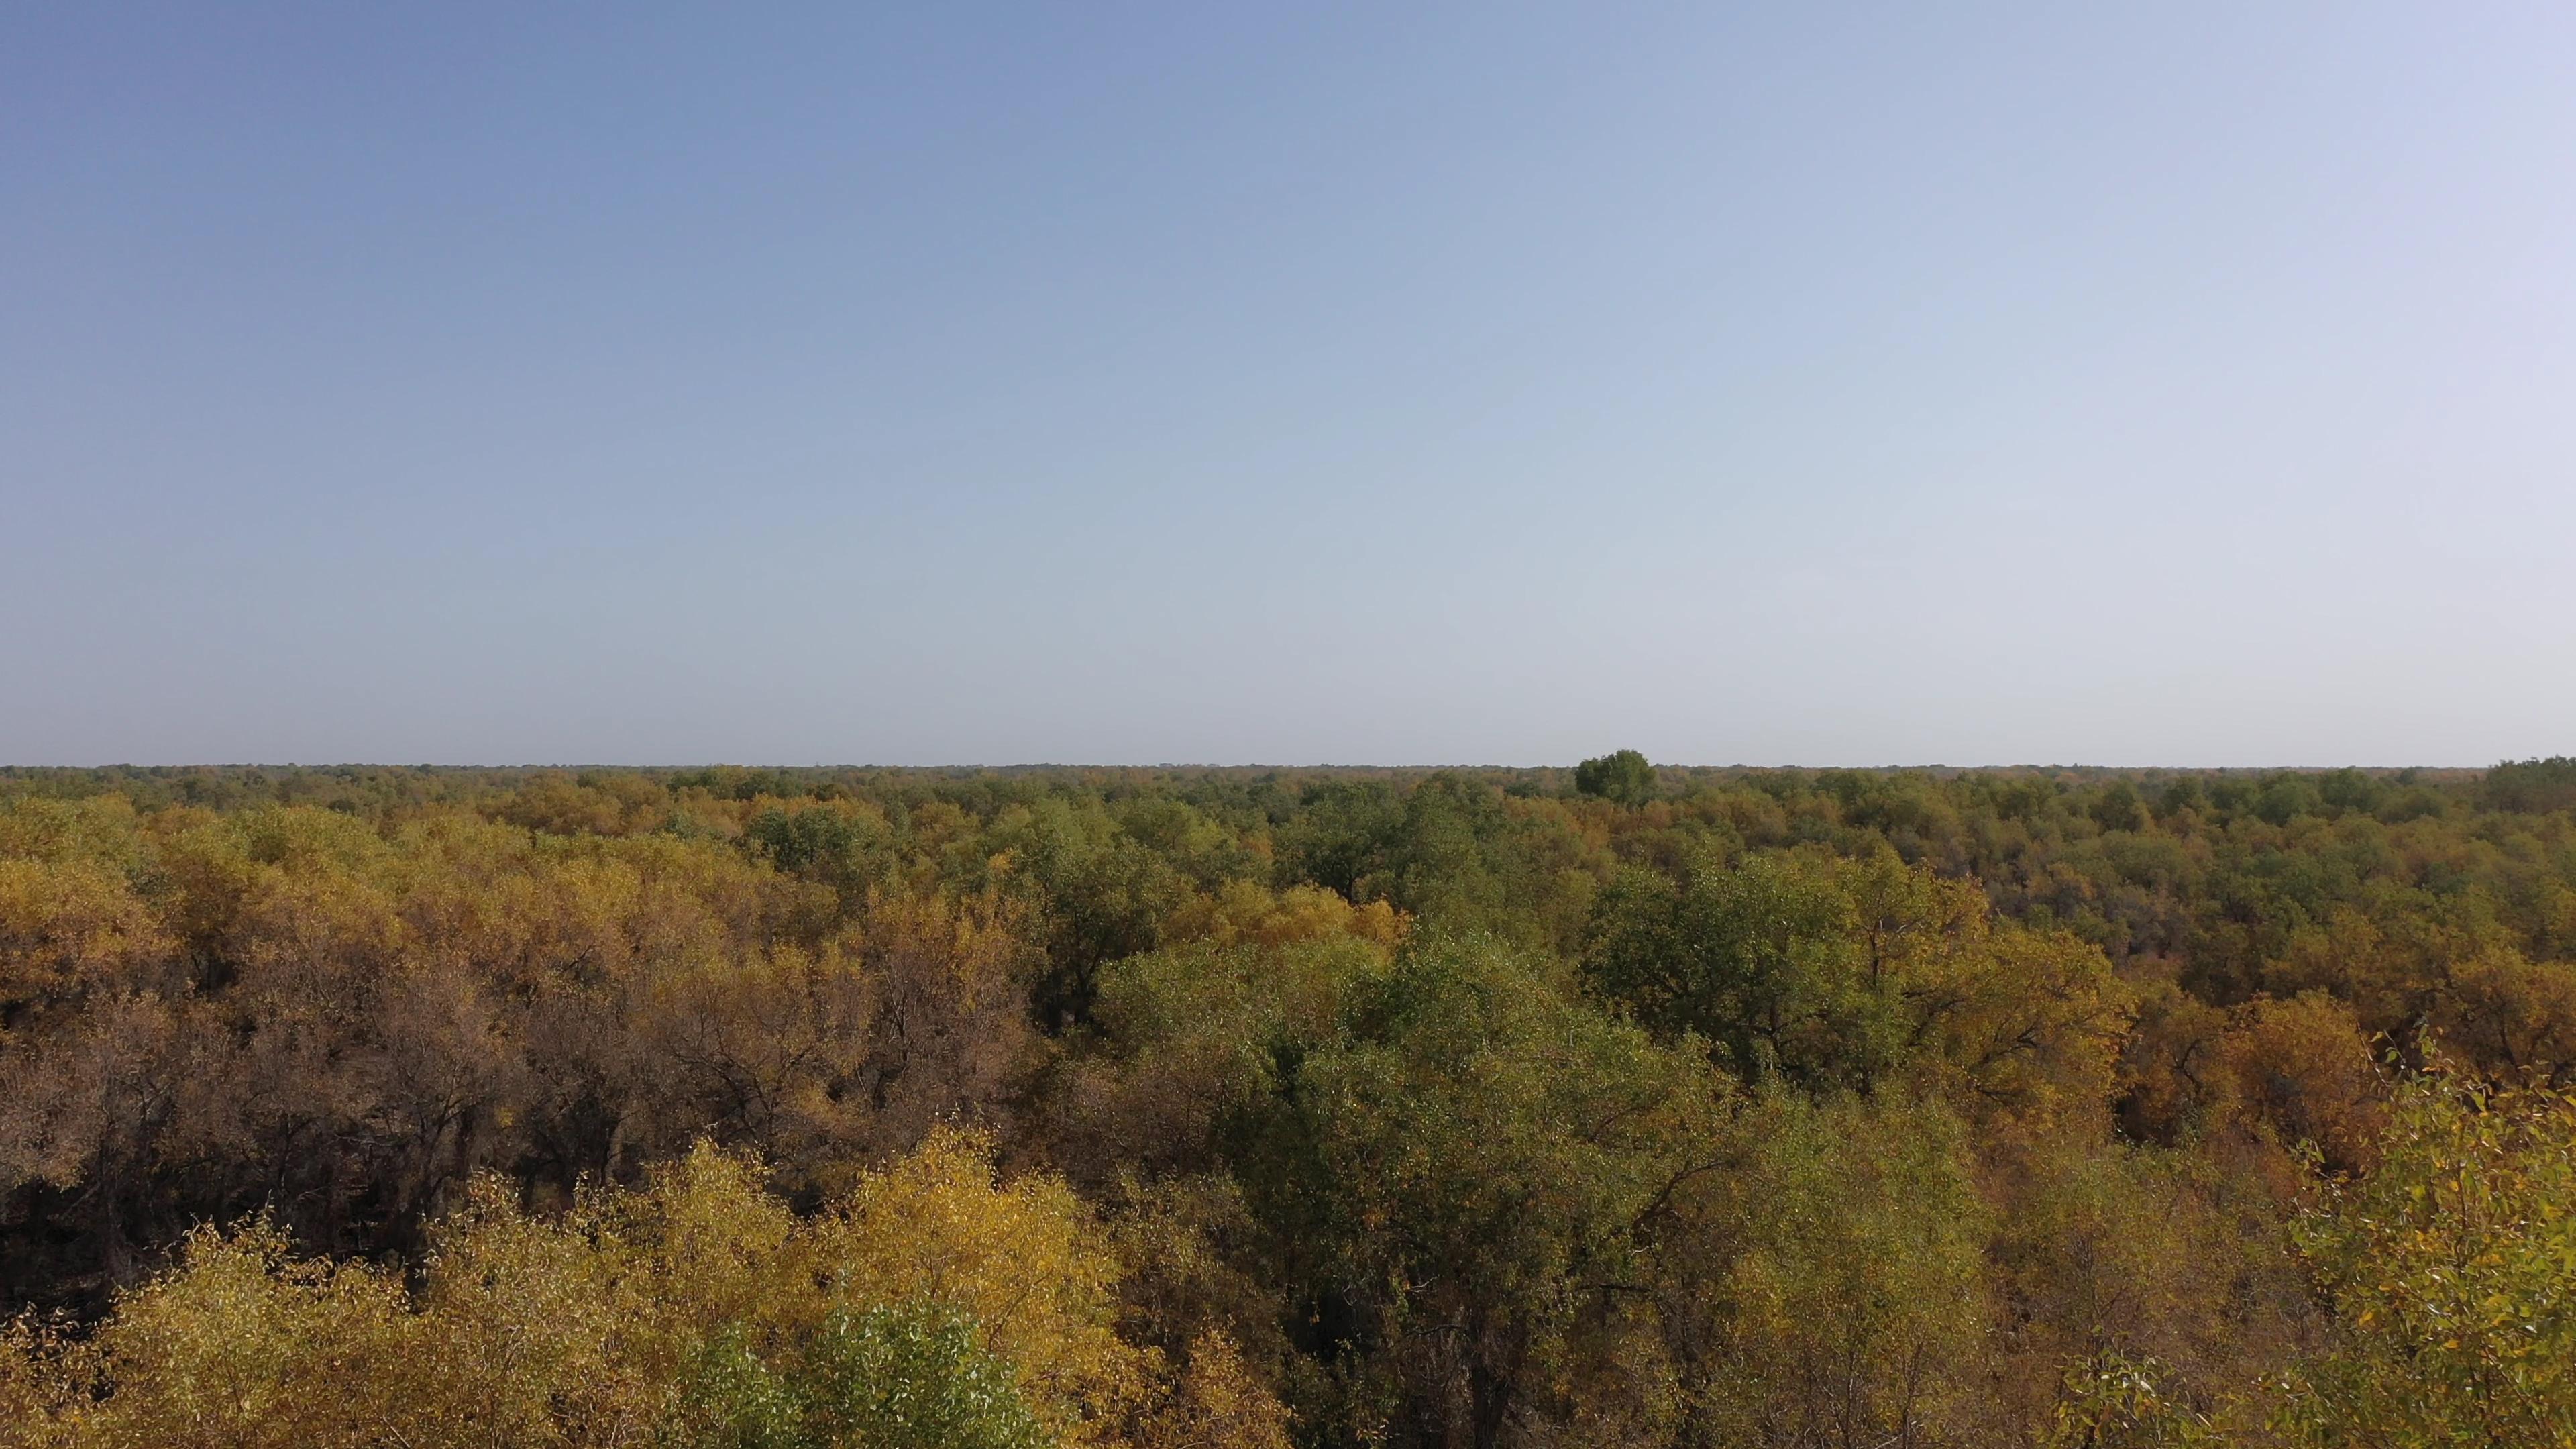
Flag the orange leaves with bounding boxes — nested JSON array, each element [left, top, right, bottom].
[[2119, 989, 2384, 1173]]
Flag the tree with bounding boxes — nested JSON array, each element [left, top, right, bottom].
[[0, 1131, 1250, 1448], [1574, 751, 1658, 807], [1651, 1091, 1991, 1449], [2088, 782, 2147, 834], [1584, 847, 2130, 1126], [1226, 934, 1722, 1447], [2284, 1070, 2576, 1446], [688, 1305, 1053, 1449], [2484, 755, 2576, 814]]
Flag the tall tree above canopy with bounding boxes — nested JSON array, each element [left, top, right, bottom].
[[1575, 751, 1658, 807]]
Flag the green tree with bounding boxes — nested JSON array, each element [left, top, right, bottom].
[[2484, 755, 2576, 813], [1585, 847, 2128, 1123], [1653, 1091, 1992, 1449], [2088, 782, 2147, 834], [1228, 934, 1721, 1448], [692, 1305, 1051, 1449], [1585, 848, 1865, 1085], [1575, 750, 1658, 806], [999, 798, 1194, 1029]]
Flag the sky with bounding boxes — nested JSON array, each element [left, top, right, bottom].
[[4, 3, 2573, 767]]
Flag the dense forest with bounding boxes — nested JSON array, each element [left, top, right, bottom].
[[5, 756, 2576, 1447]]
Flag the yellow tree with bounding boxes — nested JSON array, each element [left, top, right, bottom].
[[2284, 1071, 2576, 1446]]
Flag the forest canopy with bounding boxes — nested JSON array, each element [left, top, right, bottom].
[[2, 758, 2574, 1447]]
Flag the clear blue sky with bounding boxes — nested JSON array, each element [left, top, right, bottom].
[[5, 4, 2571, 767]]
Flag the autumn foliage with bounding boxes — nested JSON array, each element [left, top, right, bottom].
[[0, 759, 2571, 1445]]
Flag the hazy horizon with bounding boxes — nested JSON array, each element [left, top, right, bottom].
[[8, 5, 2573, 767], [0, 758, 2519, 774]]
